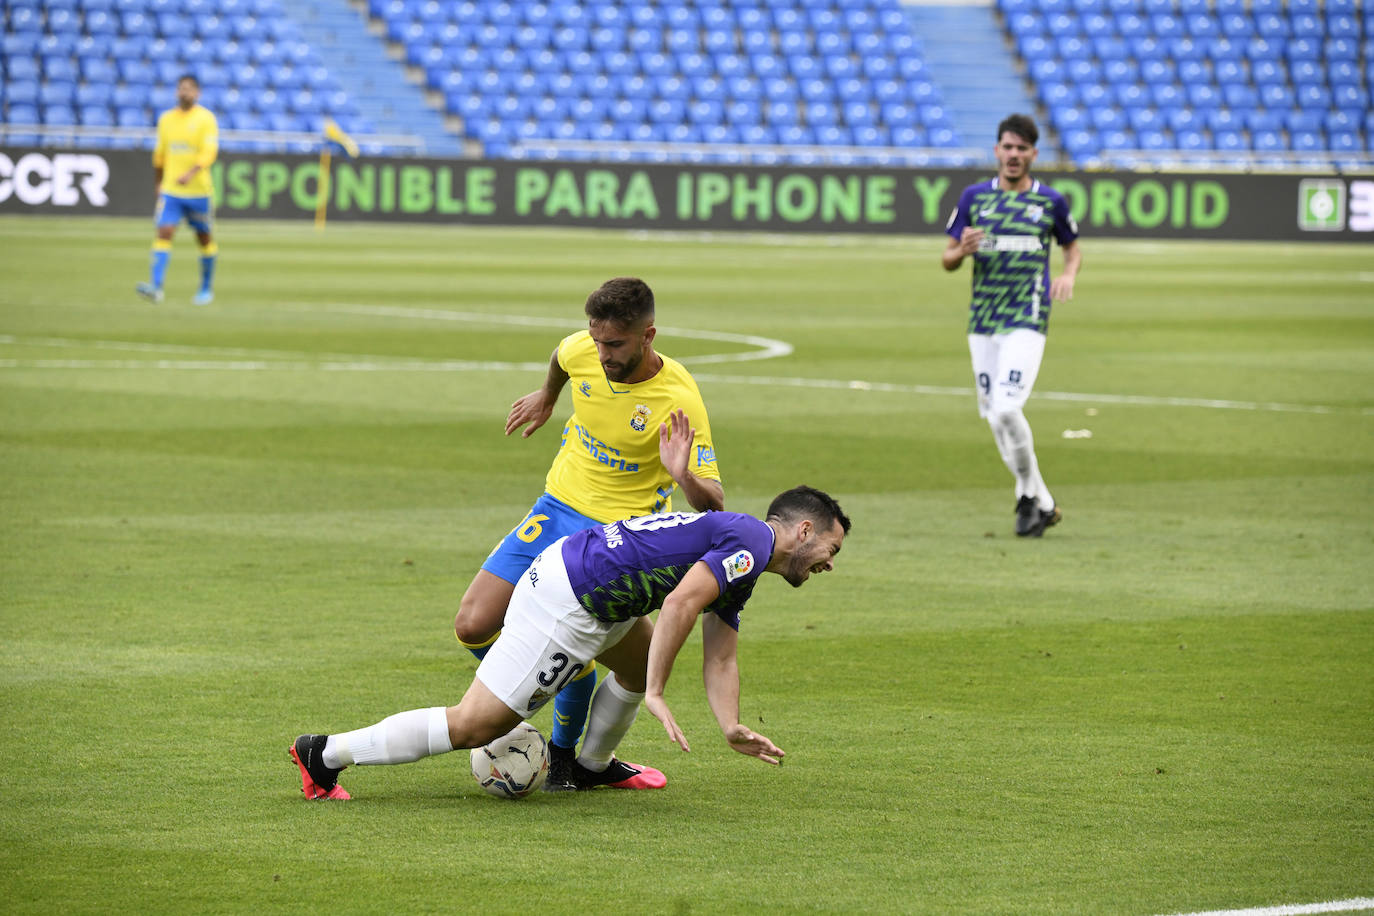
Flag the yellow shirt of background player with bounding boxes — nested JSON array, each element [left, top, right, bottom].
[[544, 330, 721, 523], [153, 104, 218, 199]]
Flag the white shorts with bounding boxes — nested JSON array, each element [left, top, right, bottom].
[[968, 328, 1047, 418], [476, 537, 637, 718]]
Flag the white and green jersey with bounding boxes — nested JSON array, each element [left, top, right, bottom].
[[946, 176, 1079, 335]]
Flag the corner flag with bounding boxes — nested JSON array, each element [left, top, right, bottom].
[[323, 119, 360, 158], [316, 120, 359, 231]]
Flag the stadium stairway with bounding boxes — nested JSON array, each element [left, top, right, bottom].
[[279, 0, 465, 156], [901, 0, 1054, 160]]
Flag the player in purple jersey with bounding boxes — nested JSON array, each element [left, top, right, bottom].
[[288, 486, 850, 799], [942, 114, 1083, 538]]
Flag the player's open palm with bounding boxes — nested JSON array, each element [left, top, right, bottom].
[[646, 694, 690, 753], [505, 389, 554, 438], [658, 408, 694, 480], [725, 724, 785, 765]]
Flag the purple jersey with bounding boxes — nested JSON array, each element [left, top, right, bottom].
[[561, 511, 775, 630], [945, 176, 1079, 335]]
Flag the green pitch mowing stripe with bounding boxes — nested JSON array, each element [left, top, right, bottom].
[[1, 218, 1371, 914]]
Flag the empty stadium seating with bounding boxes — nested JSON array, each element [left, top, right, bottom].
[[1002, 0, 1371, 167], [0, 0, 373, 153], [2, 0, 1369, 168], [372, 0, 971, 165]]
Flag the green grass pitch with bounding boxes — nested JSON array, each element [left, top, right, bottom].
[[1, 216, 1371, 914]]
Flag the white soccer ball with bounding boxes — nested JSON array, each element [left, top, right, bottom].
[[470, 722, 549, 799]]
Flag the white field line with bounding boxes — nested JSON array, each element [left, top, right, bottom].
[[1, 329, 1369, 417], [1155, 896, 1374, 916]]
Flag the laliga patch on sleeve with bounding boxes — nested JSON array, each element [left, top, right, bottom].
[[722, 550, 754, 582]]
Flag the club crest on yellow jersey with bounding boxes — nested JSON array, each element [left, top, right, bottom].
[[630, 403, 652, 432], [578, 381, 592, 397]]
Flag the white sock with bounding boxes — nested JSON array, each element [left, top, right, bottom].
[[577, 677, 643, 773], [988, 418, 1021, 494], [992, 409, 1053, 509], [324, 707, 453, 768]]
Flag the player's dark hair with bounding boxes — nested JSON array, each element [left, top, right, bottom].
[[178, 73, 200, 87], [766, 486, 852, 535], [997, 114, 1038, 146], [585, 277, 655, 327]]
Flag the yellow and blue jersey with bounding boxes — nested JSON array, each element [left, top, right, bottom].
[[544, 330, 720, 523], [153, 104, 218, 199]]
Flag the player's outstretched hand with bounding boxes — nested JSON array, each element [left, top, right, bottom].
[[646, 694, 690, 753], [505, 390, 554, 438], [658, 408, 695, 480], [724, 724, 785, 765], [1051, 275, 1076, 301]]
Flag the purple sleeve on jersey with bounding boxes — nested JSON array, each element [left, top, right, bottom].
[[945, 186, 974, 240], [1051, 192, 1079, 246], [697, 517, 774, 630]]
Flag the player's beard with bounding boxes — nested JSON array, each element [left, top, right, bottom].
[[601, 349, 643, 383], [783, 546, 821, 588]]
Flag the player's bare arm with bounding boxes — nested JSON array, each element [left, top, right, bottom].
[[942, 228, 985, 271], [1051, 240, 1082, 301], [505, 347, 570, 438], [645, 561, 721, 753], [658, 408, 725, 512], [701, 612, 784, 765]]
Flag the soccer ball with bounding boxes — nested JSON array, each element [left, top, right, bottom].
[[470, 722, 549, 799]]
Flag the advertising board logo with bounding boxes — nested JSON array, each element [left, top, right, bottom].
[[0, 152, 110, 206], [1297, 179, 1345, 231]]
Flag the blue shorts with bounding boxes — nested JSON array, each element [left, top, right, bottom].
[[481, 492, 601, 585], [155, 193, 213, 234]]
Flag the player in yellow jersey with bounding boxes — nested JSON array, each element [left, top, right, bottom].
[[454, 277, 724, 790], [136, 74, 219, 306]]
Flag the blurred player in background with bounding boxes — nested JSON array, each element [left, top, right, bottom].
[[453, 276, 725, 790], [135, 74, 218, 306], [942, 113, 1082, 538], [289, 486, 850, 800]]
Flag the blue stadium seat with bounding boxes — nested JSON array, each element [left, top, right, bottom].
[[6, 103, 41, 125], [40, 82, 76, 106], [1138, 130, 1170, 151], [1328, 132, 1363, 154], [1091, 107, 1127, 131], [1214, 60, 1245, 84], [1117, 13, 1149, 38], [1175, 129, 1209, 150], [5, 58, 41, 82], [1040, 82, 1077, 107], [1326, 38, 1359, 61], [1291, 131, 1324, 153], [43, 57, 79, 82], [1151, 14, 1184, 38], [1296, 84, 1332, 110], [1333, 84, 1365, 111], [1177, 60, 1207, 84], [1185, 14, 1218, 38], [1254, 14, 1289, 39], [1245, 38, 1281, 62], [1218, 14, 1252, 37], [1325, 111, 1361, 135], [1099, 129, 1135, 151], [1062, 129, 1097, 158]]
